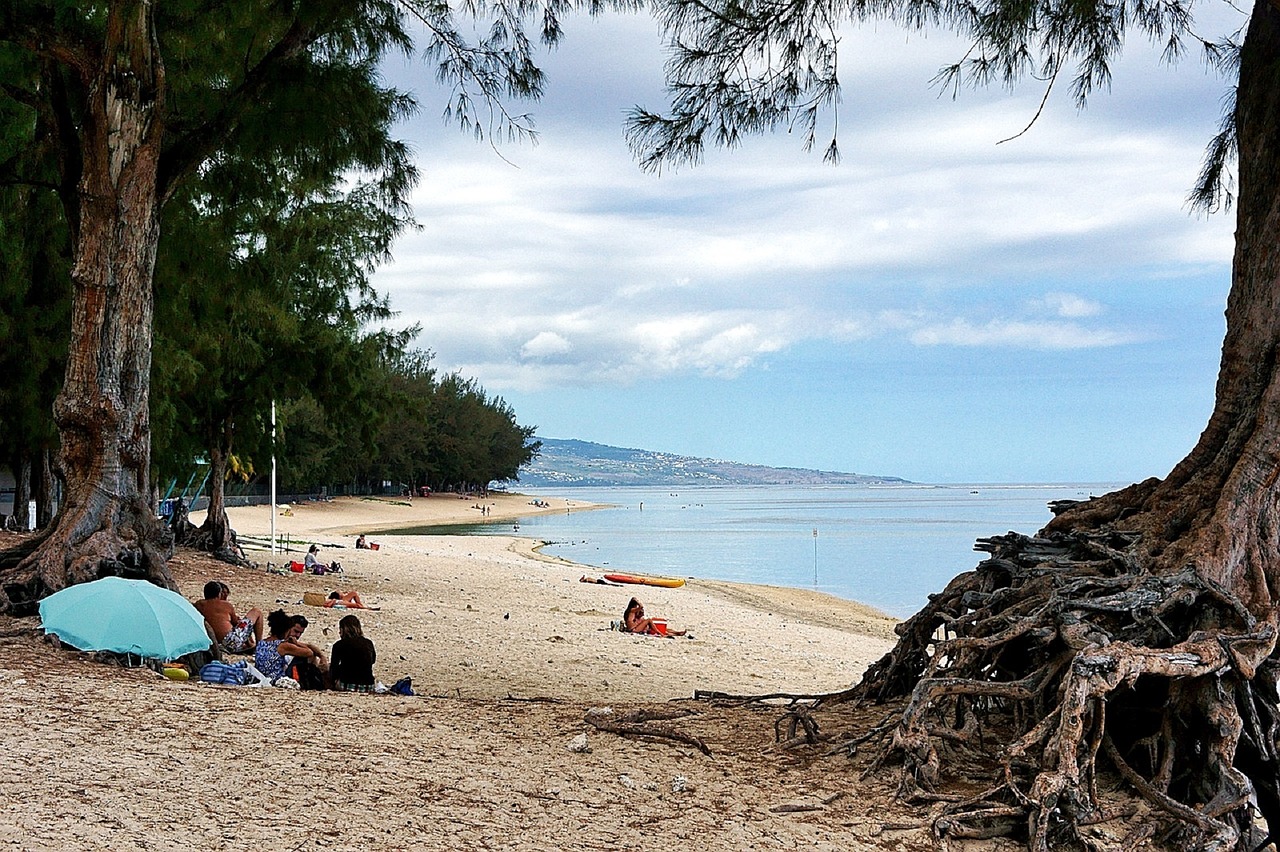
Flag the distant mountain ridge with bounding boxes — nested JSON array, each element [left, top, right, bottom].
[[516, 438, 910, 487]]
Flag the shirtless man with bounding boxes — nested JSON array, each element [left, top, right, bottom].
[[193, 581, 264, 654]]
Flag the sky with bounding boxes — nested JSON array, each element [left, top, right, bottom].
[[373, 7, 1245, 484]]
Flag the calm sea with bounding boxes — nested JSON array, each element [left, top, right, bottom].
[[389, 484, 1125, 618]]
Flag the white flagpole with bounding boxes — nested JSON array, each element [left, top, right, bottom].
[[270, 400, 277, 554]]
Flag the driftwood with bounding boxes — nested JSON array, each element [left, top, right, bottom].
[[584, 707, 712, 755], [809, 526, 1280, 850]]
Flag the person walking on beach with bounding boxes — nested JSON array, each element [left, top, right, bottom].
[[330, 615, 377, 692], [193, 581, 263, 654]]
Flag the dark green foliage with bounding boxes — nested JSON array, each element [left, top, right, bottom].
[[273, 348, 540, 495], [0, 52, 70, 517], [0, 0, 551, 515]]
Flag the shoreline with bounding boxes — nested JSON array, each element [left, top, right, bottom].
[[225, 494, 899, 641], [213, 495, 899, 702], [239, 492, 607, 539]]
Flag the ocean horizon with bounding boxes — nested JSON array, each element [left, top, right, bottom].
[[385, 482, 1126, 618]]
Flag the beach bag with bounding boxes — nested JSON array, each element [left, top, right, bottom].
[[199, 660, 248, 686], [302, 591, 328, 607], [288, 657, 327, 691], [390, 677, 414, 696]]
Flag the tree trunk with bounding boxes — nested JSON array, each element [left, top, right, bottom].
[[0, 3, 172, 614], [10, 457, 31, 533], [837, 4, 1280, 846], [1046, 0, 1280, 618], [201, 430, 231, 552], [32, 447, 56, 530]]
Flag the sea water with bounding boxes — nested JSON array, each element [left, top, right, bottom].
[[391, 483, 1125, 618]]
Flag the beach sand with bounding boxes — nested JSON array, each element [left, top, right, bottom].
[[0, 495, 965, 851]]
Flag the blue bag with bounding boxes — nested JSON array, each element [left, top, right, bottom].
[[200, 660, 248, 685], [390, 676, 414, 696]]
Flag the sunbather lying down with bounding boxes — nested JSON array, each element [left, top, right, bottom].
[[325, 590, 379, 610]]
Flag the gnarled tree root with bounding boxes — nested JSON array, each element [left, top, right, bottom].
[[809, 526, 1280, 850]]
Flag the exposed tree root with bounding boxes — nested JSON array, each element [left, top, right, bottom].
[[817, 523, 1280, 850], [584, 706, 713, 755], [167, 502, 254, 569], [0, 494, 174, 615]]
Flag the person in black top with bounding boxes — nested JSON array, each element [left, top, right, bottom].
[[330, 614, 377, 692]]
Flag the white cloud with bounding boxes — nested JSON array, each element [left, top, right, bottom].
[[371, 14, 1234, 395], [1032, 293, 1105, 318], [520, 331, 573, 359], [909, 318, 1147, 349]]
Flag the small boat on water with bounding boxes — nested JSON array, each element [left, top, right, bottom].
[[603, 572, 686, 589]]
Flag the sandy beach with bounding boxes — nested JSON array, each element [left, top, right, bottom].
[[0, 494, 953, 851]]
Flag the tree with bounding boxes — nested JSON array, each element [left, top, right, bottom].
[[0, 0, 570, 612], [151, 54, 415, 561], [628, 0, 1280, 846]]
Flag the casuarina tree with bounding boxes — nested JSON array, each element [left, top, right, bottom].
[[627, 0, 1280, 847], [0, 0, 582, 612]]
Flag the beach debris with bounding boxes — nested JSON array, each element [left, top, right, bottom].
[[670, 776, 693, 793], [584, 706, 711, 756], [770, 802, 824, 814], [567, 733, 591, 753], [618, 774, 637, 789]]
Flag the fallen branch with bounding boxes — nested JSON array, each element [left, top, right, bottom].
[[584, 707, 712, 755]]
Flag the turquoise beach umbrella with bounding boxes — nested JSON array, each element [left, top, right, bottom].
[[38, 576, 212, 660]]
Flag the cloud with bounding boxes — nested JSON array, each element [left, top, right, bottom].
[[371, 15, 1234, 396], [520, 331, 573, 359], [1032, 293, 1105, 318], [909, 318, 1147, 349]]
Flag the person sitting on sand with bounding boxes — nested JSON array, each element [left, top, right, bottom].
[[330, 614, 377, 693], [193, 581, 263, 654], [324, 590, 374, 609], [285, 614, 329, 689], [254, 610, 328, 684], [355, 534, 368, 549], [254, 610, 296, 682], [622, 597, 686, 637], [304, 544, 325, 572]]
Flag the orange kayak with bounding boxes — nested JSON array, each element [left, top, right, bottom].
[[603, 572, 686, 589]]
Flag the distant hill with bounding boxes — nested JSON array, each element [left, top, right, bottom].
[[515, 438, 910, 487]]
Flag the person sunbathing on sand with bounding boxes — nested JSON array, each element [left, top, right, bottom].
[[622, 597, 685, 637], [325, 590, 376, 609]]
